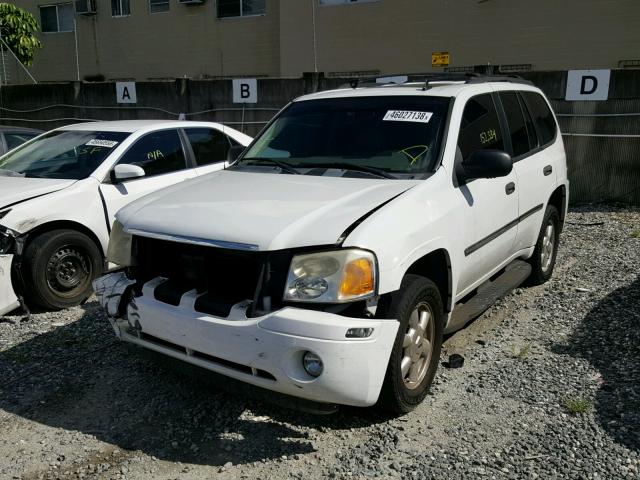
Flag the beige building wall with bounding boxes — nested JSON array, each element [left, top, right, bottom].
[[280, 0, 640, 76], [11, 0, 640, 82], [16, 0, 281, 82]]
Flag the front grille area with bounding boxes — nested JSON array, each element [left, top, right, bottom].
[[130, 236, 295, 317]]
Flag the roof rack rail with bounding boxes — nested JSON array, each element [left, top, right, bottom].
[[344, 72, 533, 90]]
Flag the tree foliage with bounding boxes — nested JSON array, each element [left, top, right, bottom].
[[0, 3, 43, 66]]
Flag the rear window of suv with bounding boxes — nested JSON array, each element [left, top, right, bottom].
[[521, 92, 557, 146]]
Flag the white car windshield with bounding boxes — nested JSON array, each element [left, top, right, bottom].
[[236, 96, 450, 179], [0, 130, 130, 180]]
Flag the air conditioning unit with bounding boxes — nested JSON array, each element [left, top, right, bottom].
[[75, 0, 97, 15], [179, 0, 205, 4]]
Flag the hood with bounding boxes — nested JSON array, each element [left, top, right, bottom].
[[118, 170, 417, 251], [0, 177, 76, 210]]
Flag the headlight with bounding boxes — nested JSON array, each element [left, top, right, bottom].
[[106, 219, 135, 267], [284, 249, 376, 303]]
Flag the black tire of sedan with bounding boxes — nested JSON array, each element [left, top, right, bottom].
[[22, 229, 103, 310], [376, 274, 444, 413], [525, 204, 560, 286]]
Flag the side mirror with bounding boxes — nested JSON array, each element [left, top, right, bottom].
[[462, 150, 512, 181], [227, 145, 245, 161], [111, 164, 146, 183]]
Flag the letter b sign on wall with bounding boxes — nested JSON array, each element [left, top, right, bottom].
[[233, 79, 258, 104], [565, 70, 610, 101]]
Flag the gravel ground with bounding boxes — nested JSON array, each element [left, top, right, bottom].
[[0, 205, 638, 480]]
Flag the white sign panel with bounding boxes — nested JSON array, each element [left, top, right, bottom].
[[565, 70, 610, 101], [116, 82, 137, 104], [233, 79, 258, 104]]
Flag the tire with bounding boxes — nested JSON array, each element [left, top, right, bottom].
[[525, 204, 560, 286], [376, 274, 444, 413], [22, 229, 103, 310]]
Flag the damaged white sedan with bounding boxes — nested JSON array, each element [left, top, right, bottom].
[[0, 121, 251, 315], [95, 76, 568, 411]]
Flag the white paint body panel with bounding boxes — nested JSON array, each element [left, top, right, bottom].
[[0, 255, 19, 316], [0, 121, 251, 314]]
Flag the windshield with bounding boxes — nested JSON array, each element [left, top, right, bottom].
[[0, 130, 130, 180], [237, 96, 450, 179]]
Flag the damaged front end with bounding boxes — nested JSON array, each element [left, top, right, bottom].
[[0, 226, 20, 316], [93, 272, 136, 336]]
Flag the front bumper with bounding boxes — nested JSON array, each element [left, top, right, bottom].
[[0, 255, 19, 316], [96, 273, 399, 407]]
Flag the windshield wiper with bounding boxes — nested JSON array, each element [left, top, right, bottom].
[[236, 157, 301, 175], [302, 162, 396, 179], [0, 169, 25, 178]]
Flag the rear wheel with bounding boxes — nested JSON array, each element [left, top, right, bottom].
[[377, 274, 444, 413], [526, 205, 560, 286], [22, 229, 103, 310]]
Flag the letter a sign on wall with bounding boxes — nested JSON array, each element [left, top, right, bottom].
[[565, 70, 610, 101], [116, 82, 137, 104], [232, 79, 258, 104]]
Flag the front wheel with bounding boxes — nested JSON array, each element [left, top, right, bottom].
[[376, 274, 444, 413], [22, 229, 103, 310]]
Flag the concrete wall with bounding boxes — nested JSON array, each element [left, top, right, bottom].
[[0, 71, 638, 204], [9, 0, 640, 82]]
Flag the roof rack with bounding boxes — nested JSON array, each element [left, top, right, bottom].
[[345, 72, 533, 90]]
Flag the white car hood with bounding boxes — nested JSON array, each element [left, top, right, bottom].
[[0, 177, 76, 210], [118, 170, 418, 251]]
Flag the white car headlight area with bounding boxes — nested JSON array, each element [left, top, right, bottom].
[[284, 249, 377, 303], [106, 219, 134, 267]]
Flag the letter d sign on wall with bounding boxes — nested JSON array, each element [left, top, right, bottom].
[[565, 70, 610, 101], [232, 79, 258, 104]]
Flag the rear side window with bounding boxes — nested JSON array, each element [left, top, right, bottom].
[[185, 128, 231, 166], [499, 91, 530, 158], [458, 93, 505, 162], [118, 129, 187, 177], [4, 132, 39, 151], [522, 92, 557, 146]]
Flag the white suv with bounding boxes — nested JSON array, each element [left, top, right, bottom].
[[95, 75, 568, 413]]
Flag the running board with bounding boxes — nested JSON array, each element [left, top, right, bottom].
[[446, 259, 532, 333]]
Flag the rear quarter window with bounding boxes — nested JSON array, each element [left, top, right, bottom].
[[522, 92, 557, 146]]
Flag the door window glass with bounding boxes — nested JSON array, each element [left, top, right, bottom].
[[4, 133, 39, 151], [185, 128, 231, 166], [118, 130, 186, 177], [521, 92, 557, 146], [499, 91, 530, 158], [457, 93, 505, 162]]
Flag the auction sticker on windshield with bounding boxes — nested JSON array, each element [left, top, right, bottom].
[[86, 139, 119, 148], [383, 111, 433, 123]]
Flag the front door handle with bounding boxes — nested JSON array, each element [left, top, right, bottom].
[[505, 182, 516, 195], [543, 165, 553, 176]]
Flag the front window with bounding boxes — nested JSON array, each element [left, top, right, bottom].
[[0, 131, 130, 180], [40, 3, 75, 33], [218, 0, 266, 18], [112, 0, 131, 16], [237, 96, 450, 179]]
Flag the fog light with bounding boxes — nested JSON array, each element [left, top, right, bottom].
[[346, 327, 374, 338], [302, 351, 323, 377]]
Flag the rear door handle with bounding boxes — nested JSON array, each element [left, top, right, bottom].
[[505, 182, 516, 195], [543, 165, 553, 176]]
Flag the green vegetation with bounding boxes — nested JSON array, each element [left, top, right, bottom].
[[0, 3, 43, 66], [511, 343, 531, 360], [563, 396, 592, 415]]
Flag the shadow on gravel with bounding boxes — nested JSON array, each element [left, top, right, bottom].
[[554, 275, 640, 452], [0, 302, 390, 467]]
